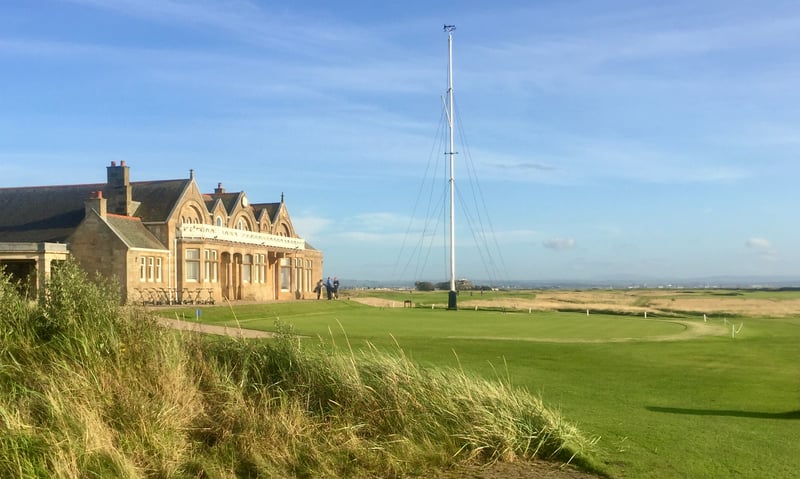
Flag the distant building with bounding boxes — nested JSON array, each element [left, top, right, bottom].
[[0, 161, 323, 304]]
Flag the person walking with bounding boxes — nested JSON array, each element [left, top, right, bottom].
[[325, 277, 333, 300], [333, 277, 340, 299], [314, 278, 323, 300]]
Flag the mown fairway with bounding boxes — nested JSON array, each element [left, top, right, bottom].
[[162, 290, 800, 478]]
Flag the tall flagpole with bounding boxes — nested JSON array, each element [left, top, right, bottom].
[[444, 24, 458, 310]]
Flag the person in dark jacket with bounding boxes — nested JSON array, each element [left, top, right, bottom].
[[314, 278, 323, 299]]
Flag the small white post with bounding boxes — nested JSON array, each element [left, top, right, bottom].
[[644, 311, 648, 318], [703, 314, 707, 322], [432, 304, 435, 310], [586, 309, 590, 316], [475, 305, 478, 311], [529, 308, 532, 314], [731, 324, 735, 338]]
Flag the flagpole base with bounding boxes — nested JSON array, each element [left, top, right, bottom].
[[448, 290, 458, 310]]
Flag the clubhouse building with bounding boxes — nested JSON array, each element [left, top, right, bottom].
[[0, 161, 323, 304]]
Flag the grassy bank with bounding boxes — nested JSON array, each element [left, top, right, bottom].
[[0, 263, 597, 478], [164, 291, 800, 478]]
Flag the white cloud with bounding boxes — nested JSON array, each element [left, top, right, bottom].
[[745, 237, 772, 250], [745, 237, 778, 263], [335, 231, 403, 243], [543, 237, 576, 251], [291, 216, 332, 242]]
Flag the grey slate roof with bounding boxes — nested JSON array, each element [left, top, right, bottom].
[[0, 183, 102, 242], [105, 214, 167, 250], [214, 193, 241, 214], [0, 178, 188, 242], [0, 176, 287, 250], [131, 179, 191, 222], [251, 202, 280, 223]]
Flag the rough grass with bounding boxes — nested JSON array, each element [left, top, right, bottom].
[[349, 288, 800, 317], [0, 262, 598, 478], [167, 290, 800, 478]]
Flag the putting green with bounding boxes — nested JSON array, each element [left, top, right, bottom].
[[198, 307, 727, 344], [445, 318, 727, 343]]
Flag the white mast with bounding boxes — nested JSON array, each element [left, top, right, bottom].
[[444, 24, 457, 310]]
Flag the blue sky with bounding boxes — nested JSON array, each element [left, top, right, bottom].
[[2, 0, 799, 283]]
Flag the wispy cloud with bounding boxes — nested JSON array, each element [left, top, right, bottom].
[[478, 137, 751, 185], [290, 216, 333, 243], [746, 238, 772, 250], [746, 237, 778, 262], [61, 0, 420, 67], [466, 4, 800, 92], [543, 237, 576, 251], [494, 162, 555, 171]]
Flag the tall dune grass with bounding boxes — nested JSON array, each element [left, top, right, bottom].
[[0, 261, 597, 478]]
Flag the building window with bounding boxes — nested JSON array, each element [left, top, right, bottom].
[[156, 258, 162, 282], [259, 254, 266, 284], [280, 257, 290, 291], [139, 257, 146, 282], [185, 248, 200, 282], [305, 260, 313, 291], [216, 216, 223, 226], [294, 258, 302, 292], [146, 257, 154, 282], [204, 249, 218, 283], [252, 254, 260, 283], [243, 254, 252, 283], [237, 219, 244, 230]]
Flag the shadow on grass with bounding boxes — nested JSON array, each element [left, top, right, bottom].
[[646, 406, 800, 420]]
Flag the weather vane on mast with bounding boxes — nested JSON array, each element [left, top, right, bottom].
[[443, 24, 456, 32]]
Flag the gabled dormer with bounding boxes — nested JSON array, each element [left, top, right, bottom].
[[205, 196, 228, 227], [253, 193, 297, 238]]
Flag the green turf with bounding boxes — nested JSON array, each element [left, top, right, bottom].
[[160, 297, 800, 478]]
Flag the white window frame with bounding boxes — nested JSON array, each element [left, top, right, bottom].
[[185, 248, 200, 282], [139, 257, 146, 282], [204, 249, 218, 283], [279, 257, 290, 291], [242, 254, 252, 283]]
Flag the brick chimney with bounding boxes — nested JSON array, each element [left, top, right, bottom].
[[214, 182, 225, 196], [84, 190, 107, 218], [105, 160, 132, 215]]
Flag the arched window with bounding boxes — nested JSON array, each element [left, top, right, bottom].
[[216, 216, 223, 227], [180, 204, 205, 224]]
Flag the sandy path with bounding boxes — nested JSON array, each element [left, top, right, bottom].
[[155, 316, 276, 338]]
